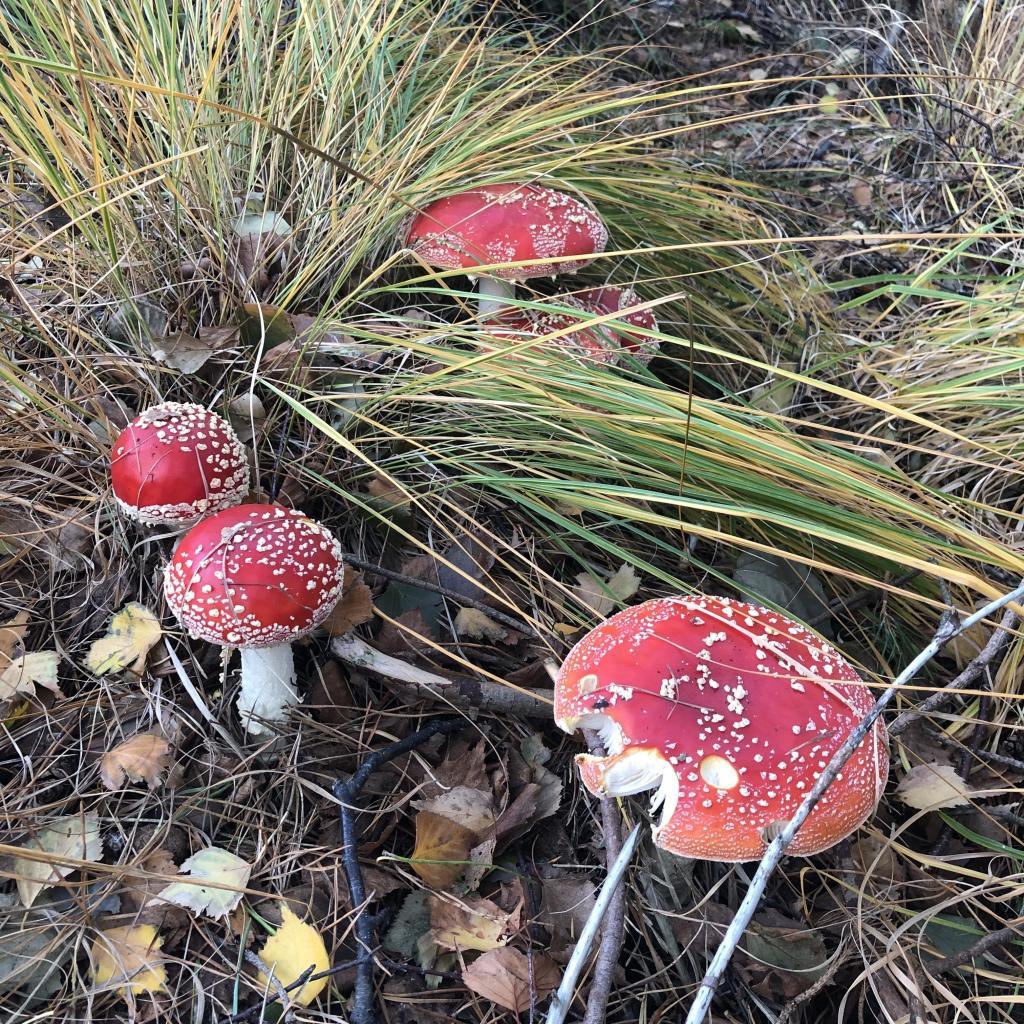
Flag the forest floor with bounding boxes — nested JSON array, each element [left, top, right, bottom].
[[2, 1, 1024, 1023]]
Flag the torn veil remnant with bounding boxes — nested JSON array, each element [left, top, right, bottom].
[[164, 503, 345, 736], [110, 402, 249, 527], [554, 594, 888, 861]]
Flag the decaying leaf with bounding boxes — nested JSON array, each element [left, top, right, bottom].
[[257, 904, 329, 1006], [895, 763, 971, 810], [733, 552, 831, 636], [366, 473, 411, 507], [14, 812, 102, 908], [150, 331, 219, 374], [86, 603, 162, 677], [538, 876, 597, 952], [410, 811, 477, 889], [430, 894, 519, 952], [100, 734, 172, 791], [156, 846, 251, 918], [737, 910, 829, 999], [454, 607, 508, 642], [460, 838, 496, 894], [91, 924, 167, 997], [0, 902, 67, 1000], [0, 611, 29, 662], [322, 567, 374, 636], [383, 892, 432, 958], [572, 563, 641, 617], [421, 736, 489, 799], [414, 786, 495, 836], [462, 947, 560, 1013], [0, 651, 61, 701]]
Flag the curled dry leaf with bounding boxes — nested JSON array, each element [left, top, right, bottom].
[[257, 903, 329, 1006], [410, 810, 477, 889], [91, 924, 167, 997], [100, 734, 172, 791], [156, 846, 251, 919], [572, 563, 640, 617], [895, 763, 972, 810], [321, 568, 374, 636], [0, 651, 61, 701], [461, 947, 560, 1014], [14, 812, 102, 908], [86, 603, 162, 677], [430, 894, 520, 952], [414, 786, 496, 836]]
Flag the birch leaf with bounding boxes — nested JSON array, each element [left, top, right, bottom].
[[895, 764, 971, 810], [257, 904, 329, 1006], [572, 564, 640, 617], [462, 947, 560, 1013], [91, 924, 167, 996], [411, 811, 476, 889], [87, 603, 161, 677], [0, 651, 61, 701], [14, 812, 102, 908], [156, 847, 251, 918]]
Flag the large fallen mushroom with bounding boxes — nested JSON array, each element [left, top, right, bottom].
[[554, 593, 889, 860]]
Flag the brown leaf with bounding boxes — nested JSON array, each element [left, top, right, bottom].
[[410, 811, 477, 889], [461, 838, 495, 893], [100, 734, 172, 791], [378, 609, 435, 657], [150, 331, 218, 374], [454, 607, 507, 642], [0, 611, 29, 664], [462, 947, 560, 1013], [308, 661, 355, 725], [420, 737, 488, 799], [415, 786, 495, 836], [322, 568, 374, 636], [366, 474, 411, 507], [538, 876, 597, 952], [492, 783, 541, 843], [429, 894, 518, 952]]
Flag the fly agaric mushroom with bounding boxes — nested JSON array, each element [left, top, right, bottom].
[[554, 594, 888, 860], [575, 287, 660, 365], [481, 303, 618, 364], [111, 402, 249, 527], [164, 503, 345, 736], [406, 183, 608, 314]]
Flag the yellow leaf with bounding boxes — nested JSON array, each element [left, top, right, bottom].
[[430, 894, 519, 952], [257, 904, 329, 1005], [87, 603, 161, 676], [14, 812, 102, 907], [0, 651, 61, 701], [895, 763, 971, 810], [91, 924, 167, 996], [462, 947, 560, 1013], [100, 734, 172, 791], [0, 610, 29, 663], [411, 810, 477, 889], [156, 846, 251, 918]]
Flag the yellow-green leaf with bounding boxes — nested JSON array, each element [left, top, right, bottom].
[[91, 924, 167, 996], [156, 847, 251, 918], [87, 603, 161, 676], [14, 812, 102, 907]]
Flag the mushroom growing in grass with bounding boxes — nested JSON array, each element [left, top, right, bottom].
[[110, 402, 249, 527], [575, 287, 661, 366], [164, 503, 345, 736], [554, 594, 888, 860], [406, 183, 608, 315], [481, 302, 619, 364]]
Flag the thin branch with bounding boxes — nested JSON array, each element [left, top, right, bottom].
[[682, 578, 1024, 1024], [332, 717, 466, 1024], [925, 920, 1024, 976], [242, 950, 295, 1024], [331, 633, 552, 718]]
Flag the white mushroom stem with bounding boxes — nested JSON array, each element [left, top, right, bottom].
[[477, 276, 515, 315], [236, 643, 300, 738]]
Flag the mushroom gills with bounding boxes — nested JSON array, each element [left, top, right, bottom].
[[576, 745, 680, 833]]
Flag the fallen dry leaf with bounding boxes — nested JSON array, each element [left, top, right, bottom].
[[414, 786, 495, 836], [410, 810, 477, 889], [150, 331, 219, 374], [454, 606, 508, 642], [538, 876, 597, 952], [430, 894, 519, 952], [86, 603, 161, 677], [14, 812, 102, 907], [462, 947, 560, 1013], [572, 563, 640, 617], [91, 924, 167, 997], [156, 846, 251, 918], [420, 737, 489, 799], [0, 611, 29, 662], [100, 734, 172, 791], [461, 838, 496, 893], [895, 763, 971, 810], [257, 903, 329, 1006], [366, 473, 411, 506], [322, 568, 374, 636], [0, 651, 61, 701]]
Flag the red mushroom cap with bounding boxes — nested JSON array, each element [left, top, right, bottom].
[[407, 184, 608, 281], [554, 594, 888, 861], [575, 287, 660, 365], [111, 402, 249, 526], [164, 503, 345, 647], [481, 304, 618, 363]]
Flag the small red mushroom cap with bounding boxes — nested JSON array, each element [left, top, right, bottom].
[[111, 402, 249, 526], [164, 503, 345, 647], [481, 303, 618, 364], [407, 184, 608, 281], [575, 287, 660, 365], [554, 594, 888, 861]]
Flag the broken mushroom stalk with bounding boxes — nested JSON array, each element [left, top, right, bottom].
[[406, 183, 609, 315], [164, 503, 345, 736]]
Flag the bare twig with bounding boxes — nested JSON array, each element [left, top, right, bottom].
[[332, 717, 466, 1024], [682, 578, 1024, 1024], [331, 633, 552, 717], [243, 950, 295, 1023], [890, 606, 1020, 736], [925, 920, 1024, 976]]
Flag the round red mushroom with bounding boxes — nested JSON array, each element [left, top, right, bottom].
[[407, 184, 608, 313], [554, 594, 888, 861], [575, 287, 660, 365], [164, 503, 345, 735], [111, 402, 249, 527], [481, 303, 618, 364]]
